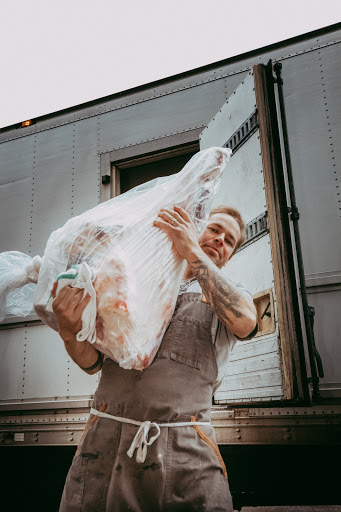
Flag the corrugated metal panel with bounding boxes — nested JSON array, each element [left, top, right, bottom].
[[279, 42, 341, 398], [23, 325, 98, 399], [73, 116, 100, 215], [215, 371, 283, 402], [31, 125, 74, 255], [67, 363, 99, 397], [201, 73, 283, 402], [23, 326, 69, 398], [225, 235, 275, 297], [308, 289, 341, 398], [322, 44, 341, 200], [200, 71, 256, 149], [227, 350, 280, 376], [0, 328, 25, 400], [0, 135, 35, 253], [231, 333, 278, 360], [281, 44, 341, 276], [98, 78, 230, 152], [0, 136, 34, 186], [212, 132, 266, 225], [220, 241, 282, 402], [0, 178, 32, 253]]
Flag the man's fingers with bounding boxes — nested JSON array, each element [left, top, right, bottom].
[[153, 219, 176, 242], [52, 285, 84, 309], [51, 281, 58, 299], [158, 210, 180, 226], [173, 205, 191, 222], [158, 207, 189, 225], [158, 206, 191, 226], [74, 293, 91, 316], [153, 219, 174, 232]]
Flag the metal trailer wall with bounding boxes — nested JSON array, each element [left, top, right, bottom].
[[277, 42, 341, 399], [0, 26, 340, 438]]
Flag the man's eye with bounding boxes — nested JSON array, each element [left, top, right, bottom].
[[209, 227, 217, 233], [225, 239, 232, 246]]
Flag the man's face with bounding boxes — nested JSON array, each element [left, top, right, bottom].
[[198, 213, 241, 268]]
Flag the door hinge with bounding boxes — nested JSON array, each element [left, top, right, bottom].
[[288, 206, 300, 221]]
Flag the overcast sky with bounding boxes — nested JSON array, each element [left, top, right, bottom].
[[1, 0, 340, 129]]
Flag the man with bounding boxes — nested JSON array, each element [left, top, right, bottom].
[[54, 205, 257, 512]]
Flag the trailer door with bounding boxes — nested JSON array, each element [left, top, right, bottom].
[[200, 64, 307, 403]]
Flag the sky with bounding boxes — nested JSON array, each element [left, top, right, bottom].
[[0, 0, 340, 129]]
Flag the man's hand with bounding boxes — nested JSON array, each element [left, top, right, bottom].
[[52, 284, 91, 342], [52, 285, 102, 374], [153, 205, 203, 263], [154, 206, 257, 339]]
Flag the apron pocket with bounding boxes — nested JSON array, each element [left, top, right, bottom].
[[168, 314, 211, 370], [191, 417, 228, 479]]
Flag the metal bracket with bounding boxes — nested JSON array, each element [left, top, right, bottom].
[[288, 206, 300, 221], [273, 62, 283, 84], [223, 109, 258, 155], [239, 211, 268, 251], [101, 175, 111, 185]]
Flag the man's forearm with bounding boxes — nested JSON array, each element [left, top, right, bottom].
[[63, 336, 103, 375], [189, 254, 257, 338]]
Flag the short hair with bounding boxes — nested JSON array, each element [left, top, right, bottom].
[[209, 206, 246, 255]]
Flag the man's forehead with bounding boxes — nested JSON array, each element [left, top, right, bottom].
[[207, 212, 241, 238], [208, 212, 238, 227]]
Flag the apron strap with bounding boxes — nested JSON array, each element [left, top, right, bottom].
[[90, 407, 210, 463]]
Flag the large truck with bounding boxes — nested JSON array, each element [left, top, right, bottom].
[[0, 23, 340, 510]]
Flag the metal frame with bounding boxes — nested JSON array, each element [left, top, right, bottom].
[[101, 137, 200, 199], [273, 62, 324, 402], [254, 62, 309, 402], [1, 405, 340, 446]]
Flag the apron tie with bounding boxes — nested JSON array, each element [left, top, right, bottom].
[[127, 421, 161, 463], [90, 407, 210, 463]]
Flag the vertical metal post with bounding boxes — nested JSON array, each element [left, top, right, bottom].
[[273, 62, 323, 402]]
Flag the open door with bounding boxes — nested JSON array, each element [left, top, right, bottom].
[[201, 64, 308, 403]]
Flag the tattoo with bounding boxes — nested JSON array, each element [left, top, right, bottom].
[[190, 258, 247, 329]]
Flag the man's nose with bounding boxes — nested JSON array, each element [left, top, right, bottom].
[[214, 235, 224, 245]]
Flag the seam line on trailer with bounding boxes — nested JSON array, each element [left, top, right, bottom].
[[273, 38, 340, 63], [100, 126, 205, 153], [317, 47, 341, 217]]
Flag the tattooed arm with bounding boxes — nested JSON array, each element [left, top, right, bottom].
[[154, 205, 257, 339], [189, 255, 257, 339]]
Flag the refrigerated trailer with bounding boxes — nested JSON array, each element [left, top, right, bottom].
[[0, 23, 340, 509]]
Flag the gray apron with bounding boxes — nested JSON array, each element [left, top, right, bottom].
[[59, 292, 233, 512]]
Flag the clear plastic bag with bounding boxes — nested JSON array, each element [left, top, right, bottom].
[[2, 147, 231, 369], [0, 252, 41, 321]]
